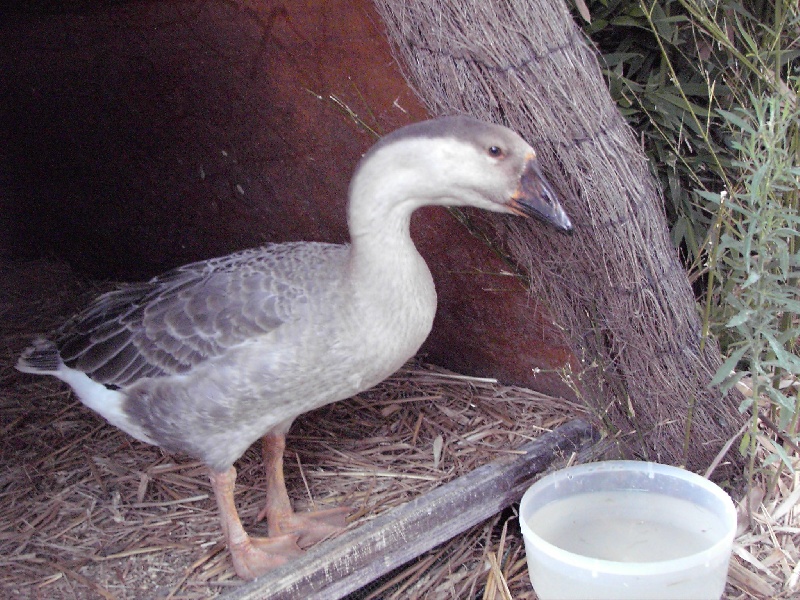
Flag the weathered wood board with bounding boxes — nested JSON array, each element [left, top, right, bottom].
[[223, 418, 599, 600]]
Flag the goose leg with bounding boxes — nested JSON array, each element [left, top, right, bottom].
[[209, 466, 303, 580], [255, 430, 350, 546]]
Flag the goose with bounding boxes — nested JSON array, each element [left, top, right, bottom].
[[17, 115, 573, 580]]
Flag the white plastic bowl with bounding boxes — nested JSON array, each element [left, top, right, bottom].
[[519, 460, 736, 600]]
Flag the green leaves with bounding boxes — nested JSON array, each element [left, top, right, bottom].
[[709, 93, 800, 475], [570, 0, 800, 481]]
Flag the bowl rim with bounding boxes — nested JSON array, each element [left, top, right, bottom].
[[518, 460, 737, 576]]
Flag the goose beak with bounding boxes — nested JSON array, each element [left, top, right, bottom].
[[508, 158, 573, 233]]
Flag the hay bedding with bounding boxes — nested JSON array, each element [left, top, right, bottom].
[[0, 253, 671, 588], [1, 257, 584, 599], [2, 258, 797, 600]]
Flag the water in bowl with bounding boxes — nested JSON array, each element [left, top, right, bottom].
[[529, 490, 723, 563]]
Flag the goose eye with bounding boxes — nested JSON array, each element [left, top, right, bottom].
[[487, 145, 504, 158]]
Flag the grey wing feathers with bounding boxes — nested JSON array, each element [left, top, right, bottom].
[[54, 244, 316, 387]]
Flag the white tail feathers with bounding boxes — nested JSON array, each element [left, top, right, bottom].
[[17, 337, 155, 445]]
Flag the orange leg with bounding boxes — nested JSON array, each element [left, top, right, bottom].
[[209, 466, 303, 580], [255, 430, 350, 546]]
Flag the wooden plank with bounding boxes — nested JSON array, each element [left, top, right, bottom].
[[222, 418, 599, 600]]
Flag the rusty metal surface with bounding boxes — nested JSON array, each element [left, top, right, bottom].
[[1, 0, 573, 396]]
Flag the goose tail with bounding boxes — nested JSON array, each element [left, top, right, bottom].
[[17, 337, 64, 374]]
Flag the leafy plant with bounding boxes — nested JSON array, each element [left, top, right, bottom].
[[706, 94, 800, 485], [571, 0, 800, 488], [572, 0, 734, 267]]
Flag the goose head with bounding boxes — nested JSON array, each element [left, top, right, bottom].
[[348, 116, 573, 237]]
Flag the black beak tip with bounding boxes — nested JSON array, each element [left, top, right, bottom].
[[516, 161, 573, 235]]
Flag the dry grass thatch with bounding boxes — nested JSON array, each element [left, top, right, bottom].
[[371, 0, 746, 478], [2, 258, 797, 599]]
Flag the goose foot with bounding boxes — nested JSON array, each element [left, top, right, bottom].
[[210, 465, 305, 580], [261, 505, 351, 547], [257, 430, 351, 547], [228, 533, 304, 580]]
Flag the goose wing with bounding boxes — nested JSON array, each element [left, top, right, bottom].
[[55, 242, 343, 387]]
